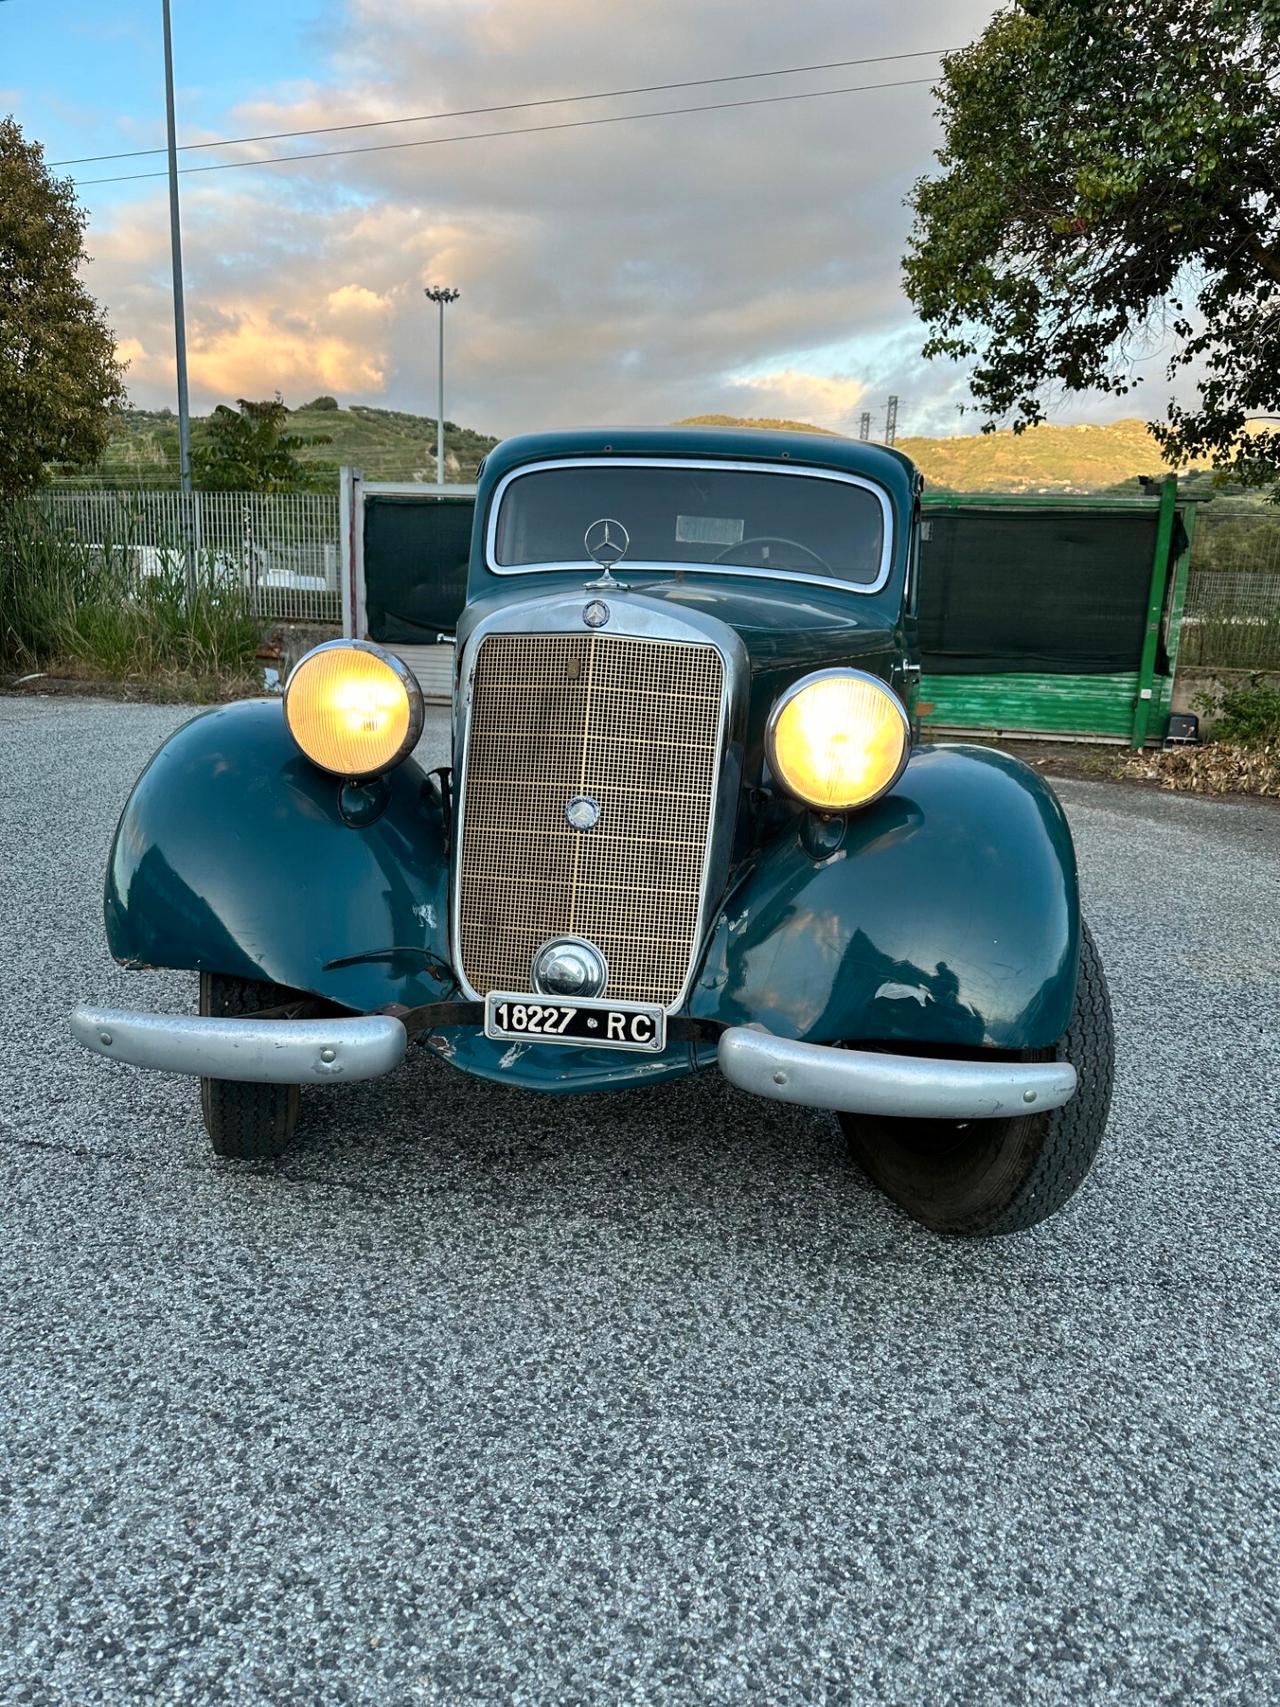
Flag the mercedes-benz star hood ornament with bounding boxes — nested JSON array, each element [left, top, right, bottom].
[[583, 517, 629, 590]]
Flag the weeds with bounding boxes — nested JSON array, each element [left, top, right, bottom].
[[1191, 675, 1280, 746], [1, 503, 259, 696]]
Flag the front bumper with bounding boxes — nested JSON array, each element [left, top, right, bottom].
[[70, 1001, 1076, 1118], [70, 1005, 407, 1084], [718, 1028, 1076, 1119]]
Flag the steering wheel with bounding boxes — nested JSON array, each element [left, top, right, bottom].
[[711, 535, 832, 575]]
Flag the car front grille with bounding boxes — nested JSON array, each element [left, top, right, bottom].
[[456, 631, 724, 1007]]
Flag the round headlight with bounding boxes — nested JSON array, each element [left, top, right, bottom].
[[284, 641, 423, 778], [766, 669, 910, 811]]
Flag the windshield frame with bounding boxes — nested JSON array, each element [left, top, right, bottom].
[[484, 456, 895, 595]]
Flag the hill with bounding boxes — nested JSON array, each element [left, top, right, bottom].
[[58, 400, 499, 489], [681, 415, 1212, 492], [895, 418, 1212, 493], [58, 405, 1222, 494], [676, 415, 841, 437]]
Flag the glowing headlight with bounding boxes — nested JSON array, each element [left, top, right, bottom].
[[284, 641, 423, 778], [766, 669, 910, 811]]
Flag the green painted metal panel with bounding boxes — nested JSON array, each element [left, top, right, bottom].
[[918, 671, 1154, 739]]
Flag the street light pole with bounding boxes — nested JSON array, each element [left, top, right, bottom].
[[424, 286, 459, 486], [162, 0, 192, 499]]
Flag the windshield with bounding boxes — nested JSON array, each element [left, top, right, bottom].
[[491, 462, 887, 584]]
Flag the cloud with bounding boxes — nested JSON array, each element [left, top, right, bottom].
[[720, 370, 870, 432], [81, 0, 1016, 433]]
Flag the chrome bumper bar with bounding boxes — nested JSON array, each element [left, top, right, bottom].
[[70, 1004, 408, 1085], [717, 1028, 1076, 1119]]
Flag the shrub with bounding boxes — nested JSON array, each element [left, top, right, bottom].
[[1192, 676, 1280, 747], [1, 504, 259, 694]]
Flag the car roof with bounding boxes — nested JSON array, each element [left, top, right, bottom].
[[479, 425, 919, 487]]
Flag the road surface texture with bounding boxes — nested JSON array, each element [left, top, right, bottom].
[[1, 695, 1277, 1707]]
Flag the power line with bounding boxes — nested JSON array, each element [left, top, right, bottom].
[[49, 48, 953, 167], [76, 75, 939, 187]]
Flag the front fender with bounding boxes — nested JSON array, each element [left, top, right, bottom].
[[691, 744, 1080, 1052], [105, 700, 451, 1013]]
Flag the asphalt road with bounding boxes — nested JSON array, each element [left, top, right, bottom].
[[2, 695, 1278, 1707]]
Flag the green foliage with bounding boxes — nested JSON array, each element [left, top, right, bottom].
[[65, 402, 498, 490], [1192, 675, 1280, 745], [905, 1, 1280, 497], [303, 395, 339, 411], [192, 397, 333, 493], [0, 505, 258, 693], [0, 116, 127, 497]]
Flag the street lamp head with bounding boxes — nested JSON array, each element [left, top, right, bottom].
[[424, 286, 460, 305]]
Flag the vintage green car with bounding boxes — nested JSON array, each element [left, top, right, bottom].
[[72, 427, 1114, 1234]]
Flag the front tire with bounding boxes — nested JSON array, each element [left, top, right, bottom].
[[199, 973, 301, 1159], [840, 920, 1114, 1235]]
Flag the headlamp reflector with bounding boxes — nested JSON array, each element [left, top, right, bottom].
[[766, 669, 909, 811], [284, 641, 423, 777]]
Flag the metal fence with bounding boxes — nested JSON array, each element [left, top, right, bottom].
[[37, 489, 341, 622], [1181, 505, 1280, 670]]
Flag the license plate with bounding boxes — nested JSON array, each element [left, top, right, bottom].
[[484, 992, 667, 1053]]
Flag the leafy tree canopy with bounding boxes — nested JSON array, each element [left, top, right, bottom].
[[905, 1, 1280, 495], [0, 116, 127, 496], [192, 397, 332, 492]]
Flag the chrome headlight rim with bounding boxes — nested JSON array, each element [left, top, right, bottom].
[[283, 638, 425, 779], [764, 666, 911, 813]]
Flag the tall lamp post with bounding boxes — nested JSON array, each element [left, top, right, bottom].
[[424, 286, 460, 486], [162, 0, 192, 499]]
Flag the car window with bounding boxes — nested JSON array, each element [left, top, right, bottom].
[[492, 463, 886, 584]]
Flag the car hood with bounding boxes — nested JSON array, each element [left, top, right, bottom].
[[600, 574, 898, 681], [459, 570, 899, 684]]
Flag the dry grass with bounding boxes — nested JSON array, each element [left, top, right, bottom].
[[1124, 744, 1280, 797]]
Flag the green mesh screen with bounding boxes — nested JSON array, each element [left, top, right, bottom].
[[363, 495, 476, 642], [919, 507, 1185, 675]]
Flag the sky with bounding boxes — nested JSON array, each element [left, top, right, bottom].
[[1, 0, 1176, 440]]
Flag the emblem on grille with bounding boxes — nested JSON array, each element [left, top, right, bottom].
[[583, 599, 610, 629], [565, 794, 600, 831]]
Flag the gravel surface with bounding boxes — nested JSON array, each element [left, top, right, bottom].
[[2, 695, 1278, 1707]]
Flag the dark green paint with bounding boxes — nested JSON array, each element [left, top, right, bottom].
[[1131, 475, 1180, 747], [689, 744, 1079, 1053], [106, 701, 450, 1016], [103, 426, 1086, 1095]]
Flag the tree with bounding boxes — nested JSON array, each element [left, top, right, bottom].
[[904, 1, 1280, 495], [192, 397, 331, 492], [0, 116, 126, 496]]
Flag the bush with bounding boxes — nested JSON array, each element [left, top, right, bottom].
[[1192, 675, 1280, 746], [1, 504, 259, 694]]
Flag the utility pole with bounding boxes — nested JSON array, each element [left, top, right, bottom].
[[424, 286, 460, 485], [162, 0, 192, 500], [858, 412, 871, 442], [885, 395, 899, 447]]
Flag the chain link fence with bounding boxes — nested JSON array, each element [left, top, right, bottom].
[[36, 489, 341, 623], [1181, 505, 1280, 670]]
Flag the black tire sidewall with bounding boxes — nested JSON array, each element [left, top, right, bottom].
[[840, 920, 1115, 1235]]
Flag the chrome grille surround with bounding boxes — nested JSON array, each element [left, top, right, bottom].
[[451, 592, 745, 1013]]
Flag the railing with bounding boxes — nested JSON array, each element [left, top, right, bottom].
[[36, 489, 341, 623], [1180, 506, 1280, 670]]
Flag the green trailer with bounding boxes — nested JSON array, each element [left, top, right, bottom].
[[917, 479, 1200, 747]]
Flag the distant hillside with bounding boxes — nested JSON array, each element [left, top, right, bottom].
[[676, 415, 841, 437], [58, 405, 1224, 494], [58, 399, 499, 489], [896, 418, 1213, 493], [679, 414, 1212, 492]]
